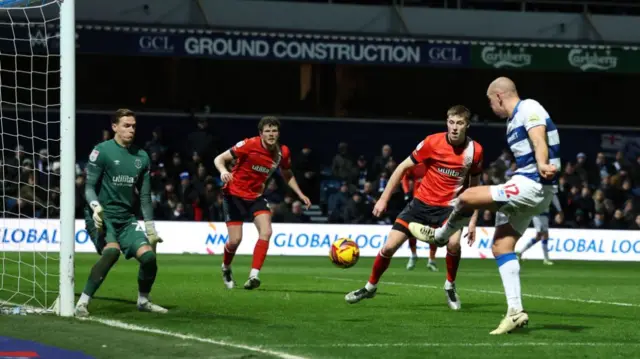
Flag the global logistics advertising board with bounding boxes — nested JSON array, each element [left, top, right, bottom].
[[1, 219, 639, 262]]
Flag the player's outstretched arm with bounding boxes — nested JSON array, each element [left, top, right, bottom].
[[373, 157, 415, 217], [85, 148, 106, 230], [137, 158, 162, 246]]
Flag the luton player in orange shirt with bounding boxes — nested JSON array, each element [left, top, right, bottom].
[[345, 105, 483, 310], [401, 163, 439, 272], [214, 116, 311, 290]]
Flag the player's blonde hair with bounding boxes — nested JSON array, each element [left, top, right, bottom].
[[447, 105, 471, 123]]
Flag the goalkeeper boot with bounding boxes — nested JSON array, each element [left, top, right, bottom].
[[243, 276, 261, 290], [490, 308, 529, 335], [74, 303, 90, 318], [345, 287, 377, 304], [222, 267, 236, 289], [137, 301, 168, 314], [406, 256, 417, 270], [444, 280, 461, 310]]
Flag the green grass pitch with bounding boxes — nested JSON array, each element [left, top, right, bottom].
[[1, 253, 639, 358]]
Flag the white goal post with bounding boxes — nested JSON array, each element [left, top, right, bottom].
[[0, 0, 75, 316]]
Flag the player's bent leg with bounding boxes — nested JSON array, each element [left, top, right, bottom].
[[134, 245, 168, 314], [406, 237, 418, 270], [75, 242, 121, 317], [409, 186, 495, 245], [222, 222, 242, 289], [490, 223, 529, 335], [345, 229, 407, 304], [444, 230, 462, 310], [245, 212, 273, 290]]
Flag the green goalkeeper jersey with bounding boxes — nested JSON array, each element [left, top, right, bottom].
[[84, 139, 153, 221]]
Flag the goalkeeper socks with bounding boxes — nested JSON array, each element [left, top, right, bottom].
[[82, 247, 120, 298], [542, 239, 550, 261], [250, 239, 270, 276], [138, 251, 158, 296], [223, 242, 237, 269], [496, 252, 523, 311], [446, 251, 461, 282], [408, 238, 417, 255], [78, 293, 91, 306], [367, 251, 391, 289]]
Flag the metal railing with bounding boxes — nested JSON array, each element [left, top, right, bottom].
[[255, 0, 640, 15]]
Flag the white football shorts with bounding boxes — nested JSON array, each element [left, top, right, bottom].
[[489, 175, 555, 235]]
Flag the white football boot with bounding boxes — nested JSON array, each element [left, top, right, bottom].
[[137, 301, 169, 314], [74, 303, 90, 318], [444, 281, 461, 310], [345, 287, 377, 304], [222, 266, 236, 289], [490, 308, 529, 335]]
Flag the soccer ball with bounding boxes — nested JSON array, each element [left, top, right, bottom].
[[329, 238, 360, 268]]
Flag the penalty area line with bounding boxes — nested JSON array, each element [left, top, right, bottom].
[[319, 276, 640, 308], [269, 342, 640, 348], [83, 317, 307, 359]]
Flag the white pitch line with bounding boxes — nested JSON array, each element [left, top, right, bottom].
[[84, 317, 307, 359], [320, 276, 640, 308], [271, 342, 639, 348]]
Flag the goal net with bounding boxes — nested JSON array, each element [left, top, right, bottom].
[[0, 0, 75, 316]]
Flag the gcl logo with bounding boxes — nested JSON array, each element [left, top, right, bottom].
[[428, 46, 462, 64], [138, 36, 174, 52]]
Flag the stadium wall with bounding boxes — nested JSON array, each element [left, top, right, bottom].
[[1, 219, 639, 262]]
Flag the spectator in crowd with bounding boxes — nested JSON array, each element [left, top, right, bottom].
[[609, 209, 628, 230], [331, 142, 356, 183], [327, 182, 350, 223], [186, 117, 220, 173], [343, 191, 373, 224], [355, 155, 373, 191], [144, 127, 168, 159], [371, 144, 392, 177], [574, 152, 590, 183], [293, 145, 320, 203]]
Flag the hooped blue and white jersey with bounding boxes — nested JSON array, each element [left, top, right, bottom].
[[506, 99, 561, 185]]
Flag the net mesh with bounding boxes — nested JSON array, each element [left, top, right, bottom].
[[0, 0, 63, 314]]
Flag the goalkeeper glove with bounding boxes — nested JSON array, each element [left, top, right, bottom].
[[89, 201, 104, 231], [144, 221, 163, 246]]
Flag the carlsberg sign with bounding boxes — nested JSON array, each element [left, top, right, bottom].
[[480, 46, 532, 68], [567, 49, 618, 71]]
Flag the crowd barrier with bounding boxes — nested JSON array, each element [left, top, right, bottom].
[[1, 219, 639, 261]]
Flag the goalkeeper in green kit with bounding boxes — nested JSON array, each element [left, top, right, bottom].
[[74, 109, 168, 317]]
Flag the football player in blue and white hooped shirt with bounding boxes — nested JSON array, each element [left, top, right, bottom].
[[408, 77, 560, 335]]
